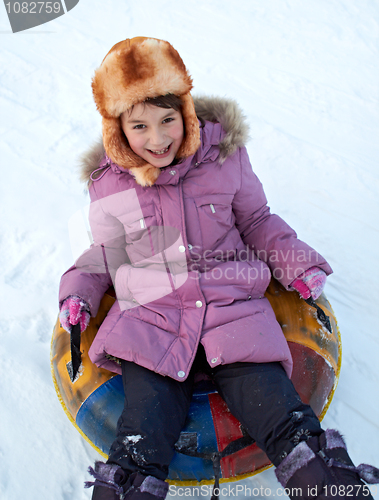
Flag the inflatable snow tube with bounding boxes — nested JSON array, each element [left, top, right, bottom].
[[51, 279, 341, 485]]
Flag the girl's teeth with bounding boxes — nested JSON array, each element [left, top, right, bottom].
[[151, 147, 169, 154]]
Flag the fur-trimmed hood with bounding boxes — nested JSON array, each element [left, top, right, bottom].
[[80, 95, 250, 186]]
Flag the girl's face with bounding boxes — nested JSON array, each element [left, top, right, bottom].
[[121, 103, 184, 168]]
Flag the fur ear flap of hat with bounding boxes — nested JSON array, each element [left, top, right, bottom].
[[91, 37, 201, 186]]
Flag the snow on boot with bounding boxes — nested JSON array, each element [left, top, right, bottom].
[[85, 461, 169, 500], [275, 429, 379, 499]]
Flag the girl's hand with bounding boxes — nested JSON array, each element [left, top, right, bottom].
[[290, 266, 327, 301], [59, 295, 91, 334]]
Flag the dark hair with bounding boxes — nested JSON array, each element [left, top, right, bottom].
[[145, 94, 182, 112], [125, 94, 183, 116]]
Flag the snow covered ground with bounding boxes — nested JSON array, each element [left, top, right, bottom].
[[1, 0, 378, 498]]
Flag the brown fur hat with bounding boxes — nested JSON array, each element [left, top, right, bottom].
[[91, 37, 201, 186]]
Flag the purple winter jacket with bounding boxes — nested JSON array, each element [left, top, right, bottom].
[[59, 97, 332, 381]]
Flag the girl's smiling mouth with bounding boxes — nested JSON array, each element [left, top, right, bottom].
[[148, 144, 172, 158]]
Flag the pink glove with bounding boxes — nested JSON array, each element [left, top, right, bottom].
[[290, 266, 327, 300], [59, 295, 91, 334]]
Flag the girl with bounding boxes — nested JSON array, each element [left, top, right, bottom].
[[59, 38, 378, 500]]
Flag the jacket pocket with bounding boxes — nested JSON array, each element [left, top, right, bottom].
[[118, 204, 162, 266], [194, 194, 235, 250], [119, 203, 157, 244]]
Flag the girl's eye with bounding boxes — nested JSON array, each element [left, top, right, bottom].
[[163, 117, 174, 124], [133, 124, 146, 130]]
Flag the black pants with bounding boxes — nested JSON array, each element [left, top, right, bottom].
[[107, 346, 322, 480]]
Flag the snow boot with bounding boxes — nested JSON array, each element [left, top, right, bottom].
[[85, 461, 169, 500], [275, 429, 379, 499]]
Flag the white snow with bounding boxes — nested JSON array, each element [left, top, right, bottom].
[[1, 0, 378, 498], [123, 435, 143, 445]]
